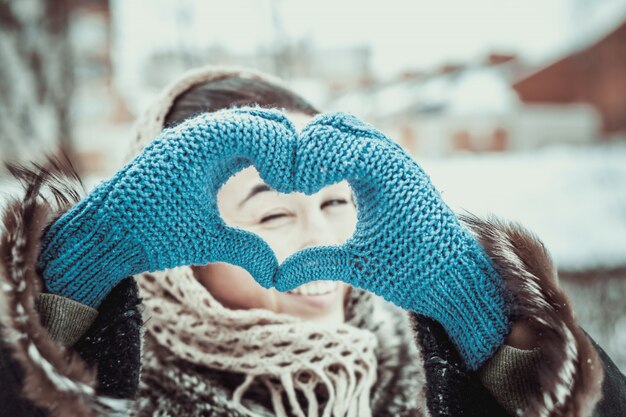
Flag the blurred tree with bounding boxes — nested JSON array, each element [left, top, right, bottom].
[[0, 0, 74, 166]]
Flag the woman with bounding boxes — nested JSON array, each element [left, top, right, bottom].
[[0, 66, 624, 417]]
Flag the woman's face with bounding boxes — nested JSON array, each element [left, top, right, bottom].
[[193, 113, 357, 325]]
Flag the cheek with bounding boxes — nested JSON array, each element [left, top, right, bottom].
[[331, 208, 358, 243], [194, 263, 275, 311]]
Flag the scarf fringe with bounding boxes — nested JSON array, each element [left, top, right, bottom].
[[233, 365, 376, 417]]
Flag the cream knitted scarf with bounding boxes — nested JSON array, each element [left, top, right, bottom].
[[137, 266, 380, 417]]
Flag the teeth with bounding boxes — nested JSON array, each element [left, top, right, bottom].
[[289, 280, 339, 296]]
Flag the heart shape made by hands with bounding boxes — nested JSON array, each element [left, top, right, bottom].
[[219, 109, 438, 303]]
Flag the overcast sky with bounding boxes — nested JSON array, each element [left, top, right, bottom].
[[110, 0, 626, 108], [113, 0, 626, 71]]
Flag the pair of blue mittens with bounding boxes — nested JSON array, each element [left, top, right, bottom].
[[37, 107, 511, 369]]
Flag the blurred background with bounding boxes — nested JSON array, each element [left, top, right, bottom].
[[1, 0, 625, 370]]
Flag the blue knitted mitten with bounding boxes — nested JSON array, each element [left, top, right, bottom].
[[37, 107, 297, 308], [276, 112, 512, 369]]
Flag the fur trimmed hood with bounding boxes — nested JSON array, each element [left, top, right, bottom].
[[0, 161, 133, 417]]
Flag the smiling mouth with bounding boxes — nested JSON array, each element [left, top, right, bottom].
[[286, 280, 340, 296]]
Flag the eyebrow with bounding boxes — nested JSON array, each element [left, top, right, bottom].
[[238, 183, 273, 208]]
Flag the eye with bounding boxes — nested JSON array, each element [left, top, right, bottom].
[[260, 212, 288, 223], [321, 198, 348, 209]]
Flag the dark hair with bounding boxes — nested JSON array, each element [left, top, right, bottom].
[[164, 74, 319, 127]]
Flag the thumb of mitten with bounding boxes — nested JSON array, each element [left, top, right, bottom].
[[275, 245, 359, 292], [207, 222, 279, 288]]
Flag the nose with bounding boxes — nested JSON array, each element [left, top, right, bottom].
[[298, 210, 339, 251]]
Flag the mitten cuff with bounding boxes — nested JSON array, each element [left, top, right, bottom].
[[418, 239, 513, 369], [40, 224, 147, 308]]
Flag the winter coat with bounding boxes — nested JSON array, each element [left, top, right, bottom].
[[0, 162, 624, 417]]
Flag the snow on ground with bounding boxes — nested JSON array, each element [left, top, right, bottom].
[[419, 140, 626, 271]]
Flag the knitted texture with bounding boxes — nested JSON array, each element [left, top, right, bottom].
[[35, 294, 98, 347], [479, 345, 544, 415], [126, 66, 292, 161], [276, 112, 513, 369], [37, 107, 298, 308]]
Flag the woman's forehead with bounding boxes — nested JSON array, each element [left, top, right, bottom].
[[218, 166, 350, 207], [219, 167, 262, 200]]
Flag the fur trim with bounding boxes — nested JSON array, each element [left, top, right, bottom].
[[459, 213, 604, 417], [0, 159, 130, 417]]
